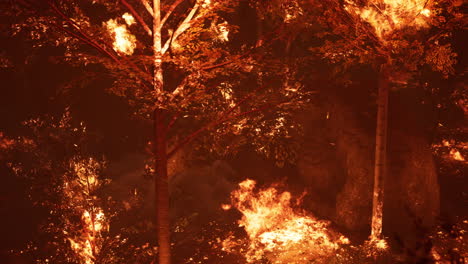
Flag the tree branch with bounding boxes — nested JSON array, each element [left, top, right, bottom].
[[161, 0, 186, 28], [52, 23, 118, 62], [47, 1, 154, 85], [139, 0, 154, 16], [166, 102, 276, 159], [167, 84, 270, 158], [167, 113, 179, 131], [200, 24, 284, 71], [121, 0, 152, 36], [47, 1, 121, 63], [162, 0, 200, 54]]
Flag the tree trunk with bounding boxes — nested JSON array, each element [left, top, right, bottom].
[[371, 63, 389, 240], [154, 109, 170, 264], [153, 1, 170, 263]]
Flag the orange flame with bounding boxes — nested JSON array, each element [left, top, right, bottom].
[[106, 18, 136, 55], [65, 158, 108, 264], [224, 179, 349, 263], [68, 209, 107, 264], [345, 0, 432, 39], [450, 149, 465, 161]]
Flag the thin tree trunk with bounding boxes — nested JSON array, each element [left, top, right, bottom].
[[153, 1, 170, 263], [371, 63, 389, 240], [154, 109, 170, 264]]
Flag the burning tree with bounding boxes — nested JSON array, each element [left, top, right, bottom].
[[64, 156, 109, 264], [4, 0, 312, 263], [0, 111, 162, 264], [0, 112, 106, 263], [302, 0, 463, 243]]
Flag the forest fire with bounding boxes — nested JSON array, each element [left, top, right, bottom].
[[345, 0, 431, 38], [1, 1, 466, 264], [223, 179, 349, 263], [106, 17, 136, 55], [67, 209, 107, 264], [64, 158, 108, 264]]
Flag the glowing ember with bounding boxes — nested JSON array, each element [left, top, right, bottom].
[[105, 19, 136, 55], [0, 132, 15, 149], [217, 22, 229, 42], [450, 148, 465, 161], [221, 204, 232, 210], [345, 0, 431, 39], [433, 140, 467, 162], [369, 237, 388, 250], [224, 179, 349, 263], [122, 12, 135, 26]]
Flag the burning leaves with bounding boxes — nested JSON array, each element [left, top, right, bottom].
[[105, 17, 136, 55], [433, 139, 467, 163], [344, 0, 432, 39], [223, 179, 349, 263], [64, 157, 109, 264], [122, 12, 135, 26]]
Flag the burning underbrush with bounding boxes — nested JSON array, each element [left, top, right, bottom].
[[221, 179, 350, 264]]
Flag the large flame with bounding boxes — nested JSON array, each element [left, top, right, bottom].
[[68, 209, 107, 264], [106, 18, 136, 55], [223, 179, 349, 263], [345, 0, 431, 39], [65, 158, 108, 264]]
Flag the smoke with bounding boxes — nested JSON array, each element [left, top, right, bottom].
[[104, 153, 239, 227]]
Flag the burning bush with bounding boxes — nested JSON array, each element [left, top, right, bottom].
[[223, 179, 349, 263]]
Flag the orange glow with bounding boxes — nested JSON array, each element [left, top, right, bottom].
[[370, 237, 388, 250], [345, 0, 431, 39], [106, 19, 136, 55], [224, 179, 348, 263], [65, 158, 108, 264], [221, 204, 232, 210], [450, 149, 465, 161], [420, 8, 431, 17], [68, 209, 107, 264], [433, 140, 467, 162], [0, 132, 15, 149], [217, 22, 229, 42], [122, 12, 135, 26]]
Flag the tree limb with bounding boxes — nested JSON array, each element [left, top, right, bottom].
[[47, 1, 121, 63], [52, 23, 119, 63], [200, 24, 284, 71], [139, 0, 154, 16], [166, 102, 275, 159], [121, 0, 152, 36], [162, 0, 200, 54], [161, 0, 186, 28], [167, 84, 271, 158], [47, 1, 154, 84]]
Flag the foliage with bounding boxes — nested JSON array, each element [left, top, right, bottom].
[[3, 0, 314, 166], [304, 0, 463, 82], [1, 112, 157, 263]]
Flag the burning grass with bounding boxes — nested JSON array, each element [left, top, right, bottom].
[[222, 179, 350, 263]]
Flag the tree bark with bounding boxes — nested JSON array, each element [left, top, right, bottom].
[[153, 1, 170, 263], [154, 109, 170, 264], [371, 63, 389, 240]]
